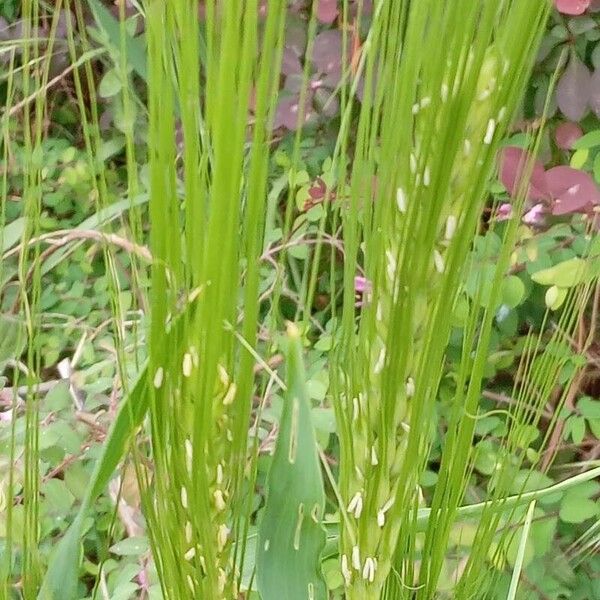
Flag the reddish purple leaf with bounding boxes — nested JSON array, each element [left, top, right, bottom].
[[499, 147, 548, 200], [554, 0, 591, 14], [317, 0, 339, 24], [546, 166, 600, 214], [284, 74, 305, 94], [555, 121, 584, 150], [556, 55, 591, 121], [321, 65, 343, 89], [282, 47, 303, 76], [589, 68, 600, 118], [285, 19, 307, 58], [308, 178, 327, 200], [312, 30, 348, 75], [273, 95, 314, 130], [351, 0, 373, 16]]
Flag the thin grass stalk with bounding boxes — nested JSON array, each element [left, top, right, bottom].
[[0, 44, 18, 600], [333, 2, 551, 598], [18, 0, 46, 593], [142, 1, 287, 597]]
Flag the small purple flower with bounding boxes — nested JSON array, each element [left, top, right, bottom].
[[496, 203, 513, 221], [523, 203, 545, 225], [354, 275, 372, 294], [354, 275, 372, 308]]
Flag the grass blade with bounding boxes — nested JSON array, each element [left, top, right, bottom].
[[507, 501, 536, 600]]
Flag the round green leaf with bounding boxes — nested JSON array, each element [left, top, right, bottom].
[[98, 69, 122, 98], [559, 496, 598, 524], [502, 276, 526, 308]]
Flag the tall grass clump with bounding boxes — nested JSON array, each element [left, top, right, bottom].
[[3, 0, 600, 599]]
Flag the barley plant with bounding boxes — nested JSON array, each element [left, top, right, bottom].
[[2, 1, 600, 599]]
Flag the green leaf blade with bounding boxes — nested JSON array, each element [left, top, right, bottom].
[[257, 323, 327, 600]]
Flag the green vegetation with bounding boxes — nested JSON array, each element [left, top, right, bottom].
[[1, 1, 600, 599]]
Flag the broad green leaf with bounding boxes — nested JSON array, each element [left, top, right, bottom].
[[572, 129, 600, 150], [568, 416, 586, 444], [502, 276, 526, 309], [545, 285, 567, 310], [110, 582, 140, 600], [98, 69, 122, 98], [577, 396, 600, 419], [86, 0, 147, 81], [109, 536, 149, 556], [559, 495, 598, 524], [257, 324, 327, 600], [588, 418, 600, 439], [570, 148, 589, 169], [42, 479, 76, 515], [0, 313, 26, 366], [531, 257, 587, 288], [530, 513, 557, 556], [1, 216, 26, 253]]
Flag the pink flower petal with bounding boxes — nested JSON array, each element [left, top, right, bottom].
[[555, 0, 591, 14], [555, 121, 583, 150], [354, 275, 372, 294], [523, 203, 545, 225], [546, 166, 600, 214], [496, 203, 513, 221], [499, 147, 548, 200]]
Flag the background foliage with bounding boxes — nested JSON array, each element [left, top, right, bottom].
[[1, 1, 599, 599]]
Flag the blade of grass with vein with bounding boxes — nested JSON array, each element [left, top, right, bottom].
[[507, 501, 537, 600], [257, 323, 327, 600]]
